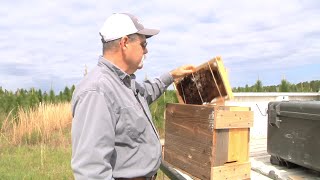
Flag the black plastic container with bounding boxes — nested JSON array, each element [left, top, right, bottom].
[[267, 101, 320, 172]]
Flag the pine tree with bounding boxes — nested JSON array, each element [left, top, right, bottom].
[[59, 92, 64, 102], [38, 89, 43, 103], [270, 85, 277, 92], [49, 89, 55, 103], [291, 84, 297, 92], [245, 84, 249, 92], [279, 79, 290, 92], [254, 79, 263, 92], [0, 86, 3, 95], [71, 85, 75, 96], [29, 88, 39, 108], [43, 92, 49, 102], [63, 86, 71, 101], [17, 88, 27, 109]]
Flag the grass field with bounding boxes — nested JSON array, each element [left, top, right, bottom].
[[0, 143, 168, 179], [0, 91, 176, 179], [0, 142, 73, 179]]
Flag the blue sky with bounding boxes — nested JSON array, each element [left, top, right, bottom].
[[1, 0, 320, 92]]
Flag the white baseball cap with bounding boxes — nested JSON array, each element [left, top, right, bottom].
[[99, 13, 160, 43]]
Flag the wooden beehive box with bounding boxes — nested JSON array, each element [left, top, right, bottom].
[[163, 57, 253, 180]]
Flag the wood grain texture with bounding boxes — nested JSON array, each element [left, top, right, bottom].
[[164, 103, 214, 179], [211, 162, 251, 180], [215, 56, 234, 100], [228, 128, 250, 163], [164, 148, 211, 179], [164, 103, 252, 179], [214, 110, 254, 129], [165, 103, 215, 131], [212, 129, 229, 167]]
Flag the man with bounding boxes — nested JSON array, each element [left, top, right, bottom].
[[71, 13, 195, 179]]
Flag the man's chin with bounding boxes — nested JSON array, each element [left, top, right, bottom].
[[137, 64, 143, 69]]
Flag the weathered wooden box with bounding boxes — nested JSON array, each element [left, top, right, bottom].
[[163, 57, 253, 180]]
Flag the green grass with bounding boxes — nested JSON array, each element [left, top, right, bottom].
[[150, 90, 178, 137], [0, 143, 73, 180], [0, 140, 170, 180], [0, 90, 177, 179], [0, 142, 169, 180]]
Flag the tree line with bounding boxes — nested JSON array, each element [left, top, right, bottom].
[[232, 80, 320, 93], [1, 79, 319, 116], [0, 86, 75, 122], [1, 79, 319, 127]]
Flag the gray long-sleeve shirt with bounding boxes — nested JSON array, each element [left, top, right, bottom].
[[71, 56, 173, 179]]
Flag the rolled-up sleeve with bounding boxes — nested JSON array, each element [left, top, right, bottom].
[[71, 90, 116, 180], [140, 72, 174, 105]]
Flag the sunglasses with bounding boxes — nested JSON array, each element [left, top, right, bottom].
[[140, 41, 148, 49], [126, 34, 148, 50]]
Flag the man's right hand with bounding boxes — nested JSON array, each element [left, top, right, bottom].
[[170, 65, 196, 82]]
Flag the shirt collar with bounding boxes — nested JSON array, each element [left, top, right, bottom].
[[98, 56, 135, 87]]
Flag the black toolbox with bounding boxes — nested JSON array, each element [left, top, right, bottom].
[[267, 101, 320, 172]]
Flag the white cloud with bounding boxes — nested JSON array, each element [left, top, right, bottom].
[[0, 0, 320, 92]]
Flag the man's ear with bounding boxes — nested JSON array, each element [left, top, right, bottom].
[[120, 36, 129, 50]]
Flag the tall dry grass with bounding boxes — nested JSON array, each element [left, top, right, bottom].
[[1, 102, 72, 145]]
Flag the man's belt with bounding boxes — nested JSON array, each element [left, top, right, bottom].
[[115, 173, 157, 180]]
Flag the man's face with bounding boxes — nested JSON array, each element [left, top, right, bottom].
[[125, 34, 148, 73]]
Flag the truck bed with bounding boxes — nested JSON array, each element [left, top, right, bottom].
[[250, 137, 320, 180]]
